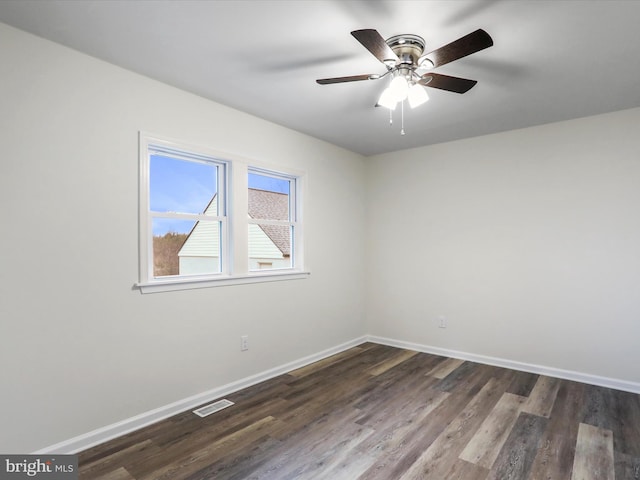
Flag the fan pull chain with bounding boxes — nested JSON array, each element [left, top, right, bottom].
[[401, 100, 405, 135], [389, 108, 393, 126]]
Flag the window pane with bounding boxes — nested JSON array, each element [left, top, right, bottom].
[[248, 224, 292, 271], [248, 173, 290, 221], [150, 154, 218, 215], [152, 218, 220, 277]]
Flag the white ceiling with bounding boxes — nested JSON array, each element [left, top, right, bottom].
[[2, 0, 640, 156]]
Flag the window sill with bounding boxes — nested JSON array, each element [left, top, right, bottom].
[[135, 271, 310, 294]]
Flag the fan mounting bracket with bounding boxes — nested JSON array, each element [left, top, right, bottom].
[[386, 34, 425, 66]]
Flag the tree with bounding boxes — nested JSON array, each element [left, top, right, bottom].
[[153, 232, 188, 277]]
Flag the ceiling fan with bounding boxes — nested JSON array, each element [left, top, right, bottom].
[[317, 28, 493, 112]]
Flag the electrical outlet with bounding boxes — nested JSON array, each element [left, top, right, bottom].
[[438, 315, 447, 329], [240, 335, 249, 351]]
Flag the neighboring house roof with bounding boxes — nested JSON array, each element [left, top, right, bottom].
[[178, 189, 290, 257], [248, 188, 290, 257]]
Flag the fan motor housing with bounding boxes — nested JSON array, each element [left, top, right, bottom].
[[386, 34, 425, 66]]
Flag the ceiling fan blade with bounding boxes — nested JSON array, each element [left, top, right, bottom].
[[419, 29, 493, 68], [316, 74, 374, 85], [419, 73, 477, 94], [351, 29, 399, 65]]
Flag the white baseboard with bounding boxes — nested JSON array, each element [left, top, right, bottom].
[[367, 335, 640, 395], [35, 336, 367, 454]]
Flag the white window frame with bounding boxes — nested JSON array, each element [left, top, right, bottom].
[[137, 132, 308, 293]]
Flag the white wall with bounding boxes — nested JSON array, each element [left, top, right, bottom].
[[0, 23, 366, 453], [366, 107, 640, 384]]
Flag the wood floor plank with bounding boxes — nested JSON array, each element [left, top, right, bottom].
[[139, 415, 276, 480], [280, 345, 397, 406], [545, 380, 585, 438], [614, 390, 640, 457], [353, 355, 443, 428], [521, 375, 561, 417], [459, 392, 527, 469], [355, 387, 450, 455], [91, 467, 136, 480], [155, 375, 291, 449], [77, 345, 640, 480], [312, 453, 379, 480], [225, 373, 293, 405], [267, 375, 372, 442], [352, 353, 442, 415], [124, 397, 289, 477], [486, 412, 548, 480], [357, 387, 481, 480], [354, 378, 444, 430], [399, 376, 510, 479], [271, 423, 375, 480], [529, 433, 574, 480], [571, 422, 615, 480], [79, 440, 156, 479], [288, 346, 365, 378], [444, 459, 490, 480], [426, 357, 464, 379], [528, 380, 585, 480], [582, 386, 640, 457], [369, 351, 445, 388], [78, 418, 169, 466], [434, 361, 499, 394], [189, 435, 283, 480], [377, 351, 445, 383], [506, 370, 539, 397], [239, 407, 374, 480], [615, 451, 640, 480], [366, 348, 418, 376]]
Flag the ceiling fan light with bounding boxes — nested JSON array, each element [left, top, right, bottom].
[[378, 87, 397, 110], [408, 83, 429, 108], [389, 75, 409, 102]]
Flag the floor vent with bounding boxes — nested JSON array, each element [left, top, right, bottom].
[[193, 399, 234, 418]]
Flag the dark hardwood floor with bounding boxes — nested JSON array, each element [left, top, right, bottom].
[[78, 343, 640, 479]]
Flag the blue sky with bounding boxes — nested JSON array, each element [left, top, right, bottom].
[[249, 173, 289, 194], [150, 155, 289, 235], [150, 155, 217, 215]]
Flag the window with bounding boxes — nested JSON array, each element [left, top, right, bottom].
[[138, 133, 307, 292], [140, 137, 227, 283], [248, 170, 297, 271]]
